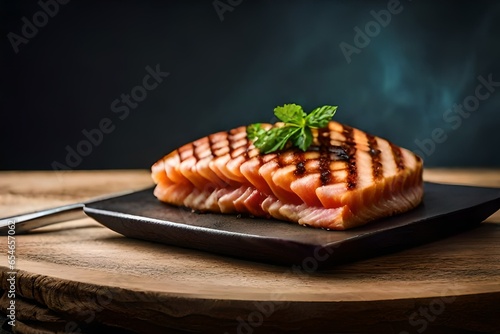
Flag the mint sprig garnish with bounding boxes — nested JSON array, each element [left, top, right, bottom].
[[247, 103, 338, 154]]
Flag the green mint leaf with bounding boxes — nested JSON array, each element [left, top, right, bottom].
[[306, 105, 338, 128], [247, 103, 338, 154], [246, 123, 265, 141], [255, 127, 281, 153], [274, 104, 306, 124], [259, 127, 299, 154], [292, 126, 313, 151], [247, 125, 291, 154]]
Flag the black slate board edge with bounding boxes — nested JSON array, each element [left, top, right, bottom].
[[84, 207, 321, 266]]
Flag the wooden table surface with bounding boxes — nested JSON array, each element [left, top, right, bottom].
[[0, 169, 499, 333]]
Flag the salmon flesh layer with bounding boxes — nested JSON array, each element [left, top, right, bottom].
[[151, 122, 423, 230]]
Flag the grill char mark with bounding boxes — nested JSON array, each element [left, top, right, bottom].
[[366, 133, 383, 180], [293, 150, 306, 176], [342, 125, 357, 190], [390, 143, 405, 171], [207, 133, 215, 158], [318, 128, 332, 186], [295, 160, 306, 176], [227, 130, 234, 156], [291, 128, 350, 184], [191, 142, 199, 160]]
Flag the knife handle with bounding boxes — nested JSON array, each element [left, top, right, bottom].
[[0, 203, 86, 235]]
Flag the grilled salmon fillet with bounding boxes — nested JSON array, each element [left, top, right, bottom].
[[151, 121, 423, 230]]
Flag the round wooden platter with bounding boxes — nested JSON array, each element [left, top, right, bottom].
[[0, 170, 499, 333]]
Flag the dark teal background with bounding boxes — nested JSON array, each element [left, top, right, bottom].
[[2, 0, 500, 169]]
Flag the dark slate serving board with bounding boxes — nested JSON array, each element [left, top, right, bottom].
[[84, 182, 500, 269]]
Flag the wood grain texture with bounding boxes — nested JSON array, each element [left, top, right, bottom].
[[0, 170, 499, 333]]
